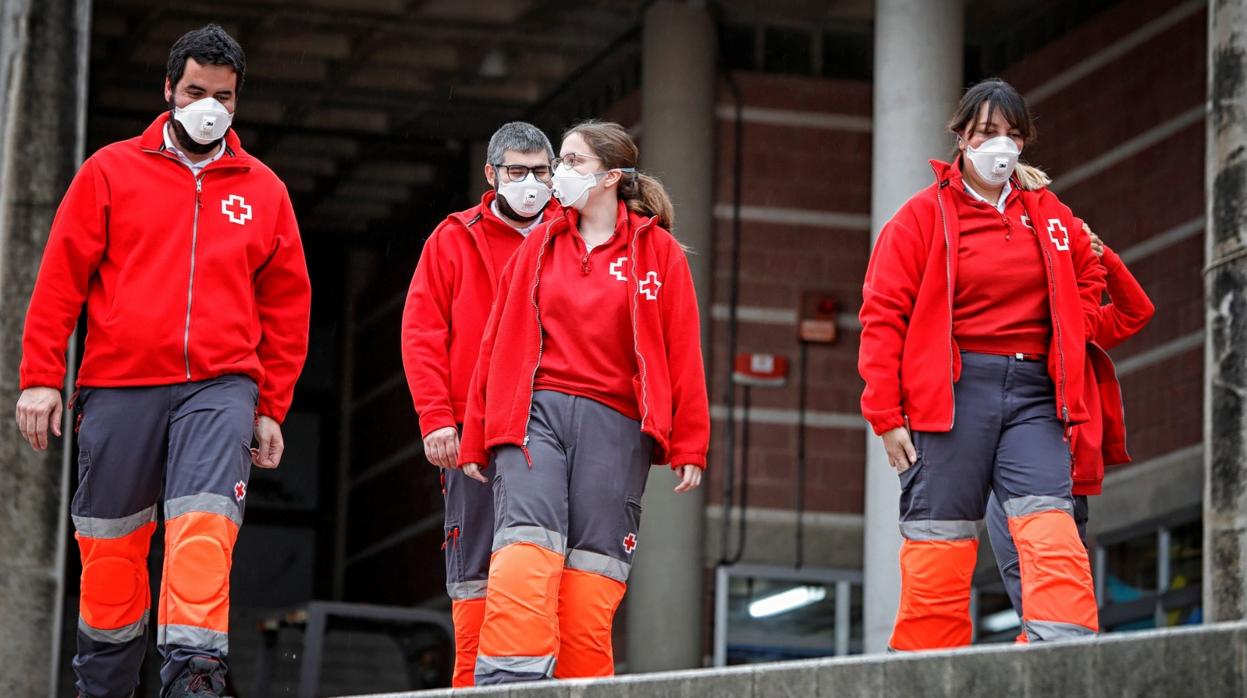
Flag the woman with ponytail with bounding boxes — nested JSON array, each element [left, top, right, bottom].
[[456, 120, 709, 684]]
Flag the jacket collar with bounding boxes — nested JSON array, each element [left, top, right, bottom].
[[930, 157, 1024, 196], [558, 199, 657, 241]]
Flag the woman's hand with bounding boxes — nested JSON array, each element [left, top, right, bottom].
[[674, 465, 702, 493], [881, 427, 917, 473], [462, 463, 489, 483], [1085, 223, 1104, 257]]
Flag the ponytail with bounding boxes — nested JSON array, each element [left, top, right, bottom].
[[620, 171, 676, 230]]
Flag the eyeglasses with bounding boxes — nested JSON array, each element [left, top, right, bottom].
[[496, 163, 553, 183], [553, 153, 600, 170]]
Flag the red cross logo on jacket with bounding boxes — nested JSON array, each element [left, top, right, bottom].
[[639, 271, 662, 301], [234, 480, 247, 502], [623, 533, 638, 554], [222, 194, 253, 226]]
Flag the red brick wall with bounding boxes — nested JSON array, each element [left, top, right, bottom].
[[706, 74, 873, 515]]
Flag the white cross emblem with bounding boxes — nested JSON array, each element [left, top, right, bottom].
[[609, 256, 627, 282], [1046, 218, 1069, 251], [639, 271, 662, 301], [222, 194, 253, 226]]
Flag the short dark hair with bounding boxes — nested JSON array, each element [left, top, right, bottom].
[[166, 24, 246, 93], [946, 78, 1036, 143]]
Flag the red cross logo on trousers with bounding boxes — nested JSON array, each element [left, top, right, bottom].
[[234, 480, 246, 502], [222, 194, 253, 226], [623, 533, 638, 554]]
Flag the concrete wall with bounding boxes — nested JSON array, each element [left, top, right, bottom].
[[356, 621, 1247, 698]]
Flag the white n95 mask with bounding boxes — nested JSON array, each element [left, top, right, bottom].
[[965, 136, 1020, 186], [498, 173, 551, 216], [173, 97, 233, 144]]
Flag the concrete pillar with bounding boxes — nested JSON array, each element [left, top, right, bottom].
[[627, 0, 715, 673], [0, 0, 92, 694], [863, 0, 963, 653], [1206, 0, 1247, 622]]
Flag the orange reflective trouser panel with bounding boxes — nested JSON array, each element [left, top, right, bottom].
[[70, 377, 257, 698], [475, 391, 650, 685]]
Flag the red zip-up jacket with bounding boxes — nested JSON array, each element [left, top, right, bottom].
[[1073, 243, 1155, 495], [20, 114, 311, 422], [400, 190, 561, 437], [859, 159, 1106, 435], [458, 203, 710, 470]]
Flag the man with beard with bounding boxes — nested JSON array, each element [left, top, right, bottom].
[[15, 24, 310, 698], [401, 122, 559, 687]]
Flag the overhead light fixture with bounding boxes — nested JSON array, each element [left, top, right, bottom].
[[748, 586, 827, 618], [479, 47, 508, 79], [980, 609, 1021, 634]]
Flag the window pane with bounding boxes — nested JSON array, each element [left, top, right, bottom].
[[763, 27, 813, 76], [822, 31, 872, 81], [1168, 520, 1202, 592], [1104, 530, 1158, 604], [726, 576, 842, 664], [720, 23, 757, 72]]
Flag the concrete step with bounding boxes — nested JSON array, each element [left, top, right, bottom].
[[340, 621, 1247, 697]]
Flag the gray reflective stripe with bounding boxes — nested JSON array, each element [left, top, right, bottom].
[[1003, 495, 1073, 519], [492, 525, 565, 555], [899, 519, 979, 541], [79, 613, 147, 644], [447, 579, 488, 600], [165, 493, 242, 527], [566, 549, 632, 583], [72, 505, 157, 540], [1023, 619, 1095, 642], [474, 654, 556, 682], [157, 624, 230, 654]]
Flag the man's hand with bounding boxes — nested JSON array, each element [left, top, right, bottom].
[[881, 426, 917, 473], [423, 426, 460, 469], [674, 465, 702, 493], [16, 387, 63, 451], [252, 415, 284, 469], [462, 463, 489, 483]]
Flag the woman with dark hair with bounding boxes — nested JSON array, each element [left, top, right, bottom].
[[858, 78, 1105, 650], [457, 120, 709, 684]]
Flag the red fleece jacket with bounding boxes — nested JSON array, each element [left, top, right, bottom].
[[859, 159, 1107, 436], [458, 203, 710, 470], [21, 113, 310, 422], [400, 190, 560, 437]]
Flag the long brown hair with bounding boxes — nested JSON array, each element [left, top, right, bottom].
[[563, 120, 676, 230]]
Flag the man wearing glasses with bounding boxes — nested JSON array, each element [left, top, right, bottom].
[[400, 121, 558, 687]]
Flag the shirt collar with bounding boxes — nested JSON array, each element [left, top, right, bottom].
[[490, 199, 542, 237], [163, 123, 226, 171], [963, 178, 1012, 213]]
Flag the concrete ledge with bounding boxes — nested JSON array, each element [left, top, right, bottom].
[[346, 621, 1247, 697]]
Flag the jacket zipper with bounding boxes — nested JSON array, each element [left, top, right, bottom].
[[183, 175, 204, 381], [935, 181, 956, 430], [628, 218, 658, 432], [1037, 226, 1071, 424], [520, 219, 559, 465]]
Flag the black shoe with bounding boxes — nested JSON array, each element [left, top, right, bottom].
[[163, 656, 226, 697]]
